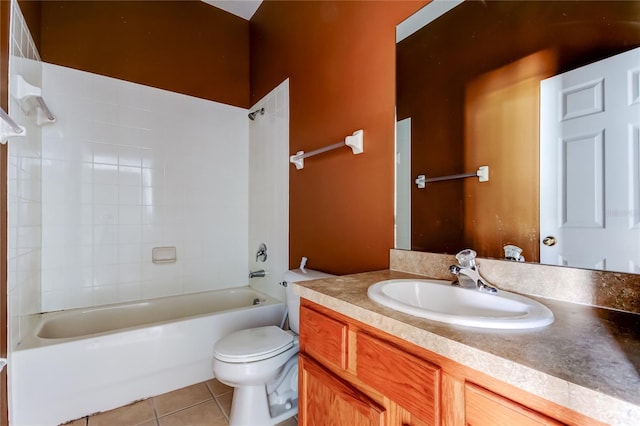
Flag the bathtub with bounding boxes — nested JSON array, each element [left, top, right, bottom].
[[10, 286, 285, 426]]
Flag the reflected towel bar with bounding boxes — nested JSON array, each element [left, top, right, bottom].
[[290, 129, 363, 170], [14, 74, 56, 125], [35, 96, 55, 122], [0, 108, 24, 134], [415, 166, 489, 188], [0, 107, 26, 144]]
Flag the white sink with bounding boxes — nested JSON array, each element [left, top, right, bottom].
[[367, 279, 554, 329]]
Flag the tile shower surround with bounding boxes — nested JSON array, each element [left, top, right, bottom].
[[8, 54, 251, 324], [38, 62, 250, 312], [8, 0, 43, 350]]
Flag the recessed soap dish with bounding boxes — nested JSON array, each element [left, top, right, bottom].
[[152, 246, 177, 264]]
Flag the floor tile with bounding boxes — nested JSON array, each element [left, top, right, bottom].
[[206, 378, 233, 396], [215, 390, 234, 419], [87, 399, 155, 426], [158, 401, 226, 426], [67, 380, 297, 426], [153, 383, 213, 417]]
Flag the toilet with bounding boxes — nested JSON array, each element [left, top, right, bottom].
[[212, 268, 335, 426]]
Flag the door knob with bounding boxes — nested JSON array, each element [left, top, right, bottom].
[[542, 236, 557, 246]]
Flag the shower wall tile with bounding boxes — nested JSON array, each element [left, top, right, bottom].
[[39, 62, 249, 312], [8, 0, 43, 348], [247, 80, 290, 301], [9, 0, 40, 62]]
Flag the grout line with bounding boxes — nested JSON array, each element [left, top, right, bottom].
[[205, 380, 231, 422], [154, 396, 216, 420], [212, 394, 230, 423], [155, 399, 224, 424], [151, 399, 160, 425]]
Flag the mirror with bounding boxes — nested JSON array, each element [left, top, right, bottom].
[[396, 0, 640, 272]]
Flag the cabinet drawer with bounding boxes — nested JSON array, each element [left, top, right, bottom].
[[300, 305, 348, 369], [356, 332, 441, 425], [465, 382, 564, 426]]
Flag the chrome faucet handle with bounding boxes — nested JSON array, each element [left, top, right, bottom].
[[255, 243, 268, 262], [504, 244, 525, 262], [455, 249, 477, 268]]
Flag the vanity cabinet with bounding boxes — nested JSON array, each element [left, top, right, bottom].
[[298, 300, 603, 426]]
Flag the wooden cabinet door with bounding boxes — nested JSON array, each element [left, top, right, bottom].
[[357, 332, 441, 426], [465, 383, 565, 426], [299, 354, 386, 426]]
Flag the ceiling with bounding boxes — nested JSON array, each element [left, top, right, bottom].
[[201, 0, 263, 20]]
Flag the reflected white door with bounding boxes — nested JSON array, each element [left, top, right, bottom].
[[540, 47, 640, 273], [396, 118, 411, 250]]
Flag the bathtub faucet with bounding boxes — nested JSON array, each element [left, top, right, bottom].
[[249, 269, 266, 279]]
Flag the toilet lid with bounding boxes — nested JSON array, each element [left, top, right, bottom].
[[213, 326, 294, 363]]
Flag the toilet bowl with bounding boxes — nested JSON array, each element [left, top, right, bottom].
[[212, 268, 334, 426]]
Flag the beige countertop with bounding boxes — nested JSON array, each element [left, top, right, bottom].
[[293, 269, 640, 426]]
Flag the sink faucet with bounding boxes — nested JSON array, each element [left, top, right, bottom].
[[449, 249, 497, 294]]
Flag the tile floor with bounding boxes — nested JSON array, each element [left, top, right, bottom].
[[62, 379, 298, 426]]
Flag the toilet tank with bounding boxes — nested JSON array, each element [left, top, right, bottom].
[[284, 268, 335, 334]]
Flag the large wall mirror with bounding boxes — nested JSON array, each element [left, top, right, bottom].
[[396, 0, 640, 273]]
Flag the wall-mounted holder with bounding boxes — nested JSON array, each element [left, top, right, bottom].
[[13, 74, 56, 126], [415, 165, 489, 189], [290, 129, 364, 170], [0, 107, 26, 144]]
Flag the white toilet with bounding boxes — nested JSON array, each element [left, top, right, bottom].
[[212, 268, 334, 426]]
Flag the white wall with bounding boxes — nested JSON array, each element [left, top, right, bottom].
[[247, 80, 290, 301], [7, 0, 43, 349], [37, 63, 249, 312]]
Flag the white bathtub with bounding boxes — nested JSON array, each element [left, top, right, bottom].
[[10, 286, 285, 426]]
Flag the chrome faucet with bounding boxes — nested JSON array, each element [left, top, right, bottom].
[[249, 269, 266, 279], [449, 249, 497, 294]]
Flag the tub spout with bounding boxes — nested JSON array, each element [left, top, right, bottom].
[[249, 269, 266, 279]]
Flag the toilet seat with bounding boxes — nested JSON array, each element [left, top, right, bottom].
[[214, 326, 294, 363]]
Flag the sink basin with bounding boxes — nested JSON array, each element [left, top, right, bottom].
[[367, 279, 554, 329]]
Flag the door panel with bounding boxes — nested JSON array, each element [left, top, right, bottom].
[[561, 131, 604, 228]]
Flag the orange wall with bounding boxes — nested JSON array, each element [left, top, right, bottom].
[[250, 1, 427, 274], [39, 1, 250, 108], [17, 0, 427, 275]]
